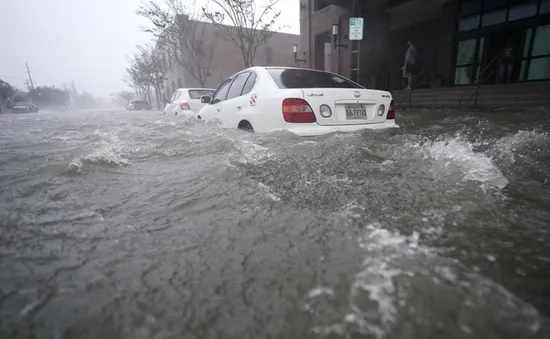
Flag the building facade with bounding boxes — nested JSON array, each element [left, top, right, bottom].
[[300, 0, 550, 90], [158, 19, 299, 102]]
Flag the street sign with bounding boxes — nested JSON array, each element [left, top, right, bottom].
[[349, 17, 364, 41]]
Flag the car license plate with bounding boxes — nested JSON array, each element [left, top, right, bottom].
[[345, 105, 367, 119]]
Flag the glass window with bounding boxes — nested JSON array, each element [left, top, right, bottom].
[[211, 79, 232, 104], [541, 0, 550, 14], [527, 57, 550, 80], [266, 68, 363, 89], [523, 28, 532, 58], [456, 39, 477, 66], [188, 89, 214, 99], [170, 90, 181, 102], [461, 0, 482, 16], [455, 66, 474, 85], [532, 25, 550, 57], [241, 73, 257, 95], [520, 60, 528, 80], [459, 15, 480, 31], [478, 37, 485, 63], [481, 9, 507, 27], [508, 0, 537, 21], [226, 73, 251, 100], [483, 0, 507, 10]]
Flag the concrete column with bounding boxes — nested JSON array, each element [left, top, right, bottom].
[[360, 11, 391, 88], [437, 0, 459, 87], [299, 0, 312, 68]]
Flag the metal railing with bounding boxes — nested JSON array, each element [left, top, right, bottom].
[[458, 55, 500, 108], [393, 66, 430, 108]]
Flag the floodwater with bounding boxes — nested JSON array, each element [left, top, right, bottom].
[[1, 108, 549, 339]]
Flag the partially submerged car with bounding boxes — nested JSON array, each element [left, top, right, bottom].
[[164, 88, 216, 115], [12, 102, 38, 113], [126, 100, 152, 111], [197, 67, 397, 136]]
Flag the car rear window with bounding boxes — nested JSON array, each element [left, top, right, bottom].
[[188, 89, 214, 99], [266, 68, 363, 89]]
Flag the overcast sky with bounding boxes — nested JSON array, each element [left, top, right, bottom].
[[0, 0, 299, 98]]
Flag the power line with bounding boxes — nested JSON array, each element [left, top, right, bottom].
[[26, 62, 35, 90]]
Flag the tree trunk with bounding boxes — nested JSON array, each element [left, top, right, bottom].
[[0, 96, 6, 113]]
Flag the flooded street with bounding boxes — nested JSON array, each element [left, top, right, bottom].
[[1, 108, 550, 339]]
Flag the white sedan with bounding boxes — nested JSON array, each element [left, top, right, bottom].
[[197, 67, 398, 136], [164, 88, 216, 115]]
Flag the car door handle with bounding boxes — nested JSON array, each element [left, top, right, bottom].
[[216, 108, 220, 112], [236, 104, 242, 109]]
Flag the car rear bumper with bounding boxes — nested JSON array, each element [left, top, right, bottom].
[[281, 120, 399, 137]]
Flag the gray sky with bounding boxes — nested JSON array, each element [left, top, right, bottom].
[[0, 0, 299, 98]]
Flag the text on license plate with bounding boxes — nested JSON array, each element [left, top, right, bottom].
[[345, 105, 367, 119]]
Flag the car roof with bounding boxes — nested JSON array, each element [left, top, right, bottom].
[[176, 88, 216, 91]]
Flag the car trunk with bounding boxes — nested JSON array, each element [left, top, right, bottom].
[[187, 90, 214, 112], [301, 89, 389, 126], [187, 99, 207, 112]]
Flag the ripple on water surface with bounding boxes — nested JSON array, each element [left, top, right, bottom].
[[0, 109, 550, 339]]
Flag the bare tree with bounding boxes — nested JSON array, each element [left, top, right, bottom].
[[202, 0, 282, 67], [124, 45, 166, 108], [138, 0, 217, 87]]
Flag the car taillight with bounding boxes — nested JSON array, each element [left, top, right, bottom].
[[282, 98, 316, 123], [387, 101, 395, 120], [180, 100, 190, 110]]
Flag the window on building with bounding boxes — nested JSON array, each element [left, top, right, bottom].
[[178, 78, 182, 88], [527, 57, 550, 80], [168, 53, 172, 69], [481, 8, 507, 27], [163, 54, 167, 71], [454, 38, 483, 85], [519, 25, 550, 81], [459, 0, 550, 32], [483, 0, 507, 11], [508, 0, 538, 21], [459, 15, 480, 31], [532, 24, 550, 56], [172, 81, 176, 93], [460, 0, 482, 16]]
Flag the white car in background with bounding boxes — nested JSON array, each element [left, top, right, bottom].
[[164, 88, 216, 116], [197, 67, 398, 137]]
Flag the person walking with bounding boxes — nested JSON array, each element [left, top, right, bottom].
[[402, 40, 419, 90], [498, 38, 515, 84]]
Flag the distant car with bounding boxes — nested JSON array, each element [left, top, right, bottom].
[[197, 67, 398, 136], [12, 102, 37, 113], [127, 100, 152, 111], [164, 88, 216, 116]]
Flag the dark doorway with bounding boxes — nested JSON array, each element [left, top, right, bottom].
[[480, 28, 525, 84], [314, 32, 331, 71]]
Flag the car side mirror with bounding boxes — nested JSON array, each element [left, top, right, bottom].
[[200, 96, 211, 104]]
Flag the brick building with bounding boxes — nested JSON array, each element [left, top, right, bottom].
[[158, 18, 299, 101], [300, 0, 550, 90]]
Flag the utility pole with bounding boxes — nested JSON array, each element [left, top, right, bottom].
[[26, 62, 35, 90]]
